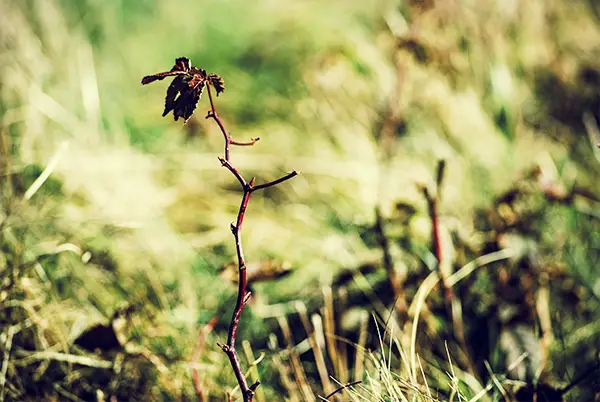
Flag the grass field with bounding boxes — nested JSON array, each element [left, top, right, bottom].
[[1, 0, 600, 400]]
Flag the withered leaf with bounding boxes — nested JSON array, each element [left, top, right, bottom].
[[173, 77, 205, 122], [173, 57, 191, 72], [142, 57, 224, 122], [163, 76, 186, 118], [208, 73, 225, 96], [141, 70, 184, 85]]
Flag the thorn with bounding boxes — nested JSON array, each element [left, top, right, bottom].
[[218, 157, 227, 166], [249, 381, 260, 391], [249, 177, 256, 188], [230, 223, 236, 233], [205, 110, 213, 119]]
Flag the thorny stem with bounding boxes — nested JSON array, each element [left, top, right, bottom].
[[207, 82, 297, 402], [206, 84, 260, 162], [422, 162, 477, 378], [224, 182, 253, 399]]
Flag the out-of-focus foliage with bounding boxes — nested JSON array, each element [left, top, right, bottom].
[[1, 0, 599, 400]]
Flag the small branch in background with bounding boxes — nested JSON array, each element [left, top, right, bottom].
[[231, 138, 260, 147], [320, 380, 362, 401], [142, 58, 297, 402], [191, 315, 219, 402], [420, 160, 477, 378], [374, 208, 407, 319], [206, 85, 260, 162], [419, 160, 451, 305]]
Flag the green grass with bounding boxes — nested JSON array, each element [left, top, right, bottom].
[[2, 0, 600, 400]]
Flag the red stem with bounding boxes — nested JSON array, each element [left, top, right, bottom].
[[423, 181, 477, 377], [424, 189, 452, 305], [223, 185, 253, 400], [206, 85, 232, 161], [206, 85, 260, 162], [207, 82, 296, 402]]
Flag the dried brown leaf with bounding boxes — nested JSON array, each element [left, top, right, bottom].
[[208, 73, 225, 96], [142, 57, 222, 122]]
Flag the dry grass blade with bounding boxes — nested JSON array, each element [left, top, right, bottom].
[[322, 286, 340, 381], [277, 316, 315, 402], [0, 326, 16, 402], [23, 141, 69, 201], [295, 301, 333, 396], [13, 351, 113, 369], [353, 310, 369, 383], [242, 341, 265, 402], [483, 361, 510, 402]]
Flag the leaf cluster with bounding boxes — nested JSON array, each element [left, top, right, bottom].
[[141, 57, 225, 122]]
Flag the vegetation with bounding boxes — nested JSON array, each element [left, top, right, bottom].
[[1, 0, 600, 401]]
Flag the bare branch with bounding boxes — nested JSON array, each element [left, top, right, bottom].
[[231, 138, 260, 146], [144, 59, 298, 402], [218, 158, 247, 188], [251, 171, 299, 192]]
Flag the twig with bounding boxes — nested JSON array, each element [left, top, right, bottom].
[[231, 138, 260, 146], [320, 380, 362, 400], [218, 158, 248, 187], [420, 183, 450, 305], [252, 171, 299, 191], [421, 161, 477, 377], [144, 60, 296, 402], [191, 315, 219, 402], [206, 85, 260, 162], [206, 80, 297, 402], [409, 249, 515, 381], [374, 208, 407, 319]]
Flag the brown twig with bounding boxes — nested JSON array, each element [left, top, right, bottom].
[[206, 81, 297, 402], [420, 161, 451, 305], [421, 160, 477, 378], [191, 315, 219, 402], [143, 60, 296, 401], [374, 208, 407, 319], [421, 187, 450, 303], [206, 85, 260, 162], [321, 380, 362, 400], [231, 138, 260, 146]]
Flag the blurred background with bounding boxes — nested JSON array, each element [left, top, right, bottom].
[[1, 0, 600, 400]]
